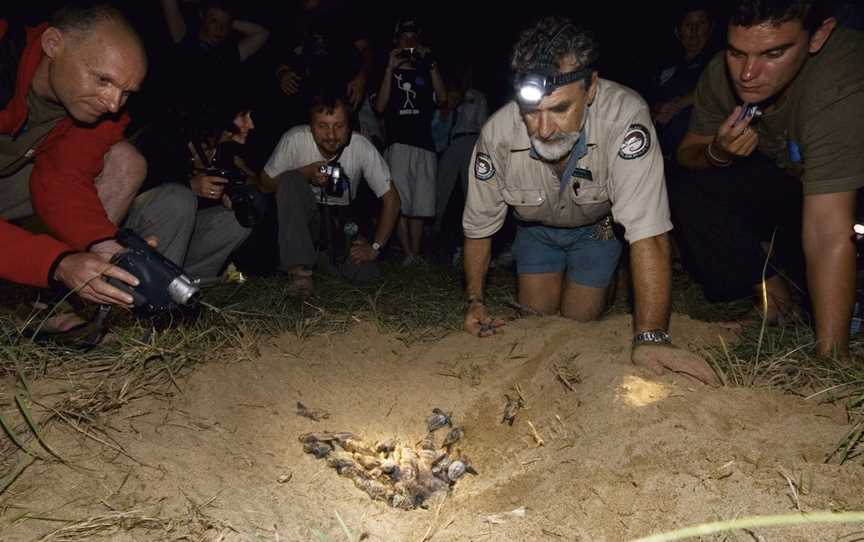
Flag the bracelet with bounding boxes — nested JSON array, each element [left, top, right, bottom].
[[705, 141, 732, 167], [633, 329, 672, 346]]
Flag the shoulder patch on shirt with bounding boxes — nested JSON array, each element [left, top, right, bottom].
[[474, 152, 496, 181], [618, 123, 651, 160]]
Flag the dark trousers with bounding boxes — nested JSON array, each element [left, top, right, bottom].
[[667, 155, 806, 302]]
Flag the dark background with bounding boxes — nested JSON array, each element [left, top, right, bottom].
[[3, 0, 713, 111]]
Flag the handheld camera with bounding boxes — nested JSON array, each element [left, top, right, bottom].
[[319, 162, 350, 199], [109, 229, 201, 312], [204, 165, 260, 228]]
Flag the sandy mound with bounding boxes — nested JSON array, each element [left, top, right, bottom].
[[2, 313, 863, 541]]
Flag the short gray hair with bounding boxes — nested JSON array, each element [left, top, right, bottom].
[[511, 16, 599, 76]]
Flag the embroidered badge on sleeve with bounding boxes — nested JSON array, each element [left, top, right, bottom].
[[618, 124, 651, 160], [474, 152, 496, 181]]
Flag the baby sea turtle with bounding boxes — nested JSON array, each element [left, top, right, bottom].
[[303, 440, 333, 458], [441, 426, 464, 448], [446, 454, 479, 482], [501, 394, 523, 426], [426, 408, 453, 432]]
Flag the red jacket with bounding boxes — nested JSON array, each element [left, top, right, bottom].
[[0, 21, 127, 287]]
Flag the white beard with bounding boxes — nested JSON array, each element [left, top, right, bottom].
[[530, 129, 582, 162]]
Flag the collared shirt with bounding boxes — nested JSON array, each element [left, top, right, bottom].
[[463, 78, 672, 244]]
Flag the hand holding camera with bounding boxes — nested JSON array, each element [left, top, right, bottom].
[[191, 172, 228, 200], [318, 161, 350, 199], [714, 104, 760, 159], [107, 229, 200, 312]]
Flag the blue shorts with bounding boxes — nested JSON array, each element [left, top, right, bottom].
[[512, 223, 622, 288]]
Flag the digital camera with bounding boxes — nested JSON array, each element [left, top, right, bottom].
[[205, 165, 260, 228], [398, 47, 418, 61], [319, 162, 350, 198]]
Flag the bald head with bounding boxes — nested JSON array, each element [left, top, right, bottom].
[[39, 4, 147, 124]]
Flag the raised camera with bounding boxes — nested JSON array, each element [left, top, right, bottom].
[[319, 162, 350, 198], [205, 165, 260, 228]]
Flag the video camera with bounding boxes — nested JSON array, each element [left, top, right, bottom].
[[109, 228, 201, 312], [204, 164, 260, 228], [319, 162, 351, 199]]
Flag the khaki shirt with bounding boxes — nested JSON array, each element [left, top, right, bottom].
[[463, 79, 672, 244]]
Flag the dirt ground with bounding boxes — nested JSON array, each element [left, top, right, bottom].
[[2, 313, 863, 541]]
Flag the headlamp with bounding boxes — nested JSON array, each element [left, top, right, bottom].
[[514, 66, 594, 108]]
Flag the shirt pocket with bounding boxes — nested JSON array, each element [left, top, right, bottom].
[[502, 187, 545, 207], [570, 182, 607, 205]]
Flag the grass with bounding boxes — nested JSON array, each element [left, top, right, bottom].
[[0, 258, 862, 538]]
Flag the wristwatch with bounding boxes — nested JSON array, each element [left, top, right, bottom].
[[371, 241, 382, 252], [633, 329, 672, 345]]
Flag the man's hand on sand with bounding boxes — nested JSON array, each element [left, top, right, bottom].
[[464, 301, 505, 337], [631, 343, 721, 387]]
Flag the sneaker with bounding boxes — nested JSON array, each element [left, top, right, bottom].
[[402, 254, 419, 267]]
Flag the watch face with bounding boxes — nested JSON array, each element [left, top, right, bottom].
[[372, 242, 381, 251]]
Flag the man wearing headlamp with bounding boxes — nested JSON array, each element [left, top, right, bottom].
[[462, 16, 719, 386]]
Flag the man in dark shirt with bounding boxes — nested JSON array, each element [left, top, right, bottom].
[[374, 17, 446, 264], [673, 0, 864, 358]]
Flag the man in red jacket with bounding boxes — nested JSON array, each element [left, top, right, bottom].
[[0, 3, 148, 312]]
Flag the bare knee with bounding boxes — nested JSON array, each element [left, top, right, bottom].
[[561, 303, 606, 322], [98, 141, 147, 192]]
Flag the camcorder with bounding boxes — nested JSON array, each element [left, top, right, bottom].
[[109, 228, 201, 312], [319, 162, 351, 199], [204, 164, 260, 228]]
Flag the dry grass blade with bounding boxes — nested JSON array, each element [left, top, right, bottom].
[[15, 394, 65, 463], [35, 510, 165, 542], [0, 410, 42, 459]]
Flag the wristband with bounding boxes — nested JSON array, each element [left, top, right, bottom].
[[705, 141, 732, 167]]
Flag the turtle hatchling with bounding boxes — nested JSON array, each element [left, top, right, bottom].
[[442, 426, 464, 448], [299, 409, 476, 510], [426, 408, 452, 432]]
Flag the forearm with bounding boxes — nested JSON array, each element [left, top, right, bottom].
[[373, 188, 400, 246], [430, 65, 447, 102], [804, 195, 856, 357], [630, 233, 672, 333], [160, 0, 186, 43], [233, 19, 269, 61], [676, 141, 714, 170], [374, 68, 393, 114], [807, 238, 855, 356], [464, 237, 492, 299], [355, 39, 374, 82]]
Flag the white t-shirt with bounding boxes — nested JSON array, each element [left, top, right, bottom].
[[263, 126, 392, 206]]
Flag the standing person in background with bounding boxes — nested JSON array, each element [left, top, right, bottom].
[[375, 17, 446, 266], [160, 0, 269, 106], [434, 63, 489, 264]]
